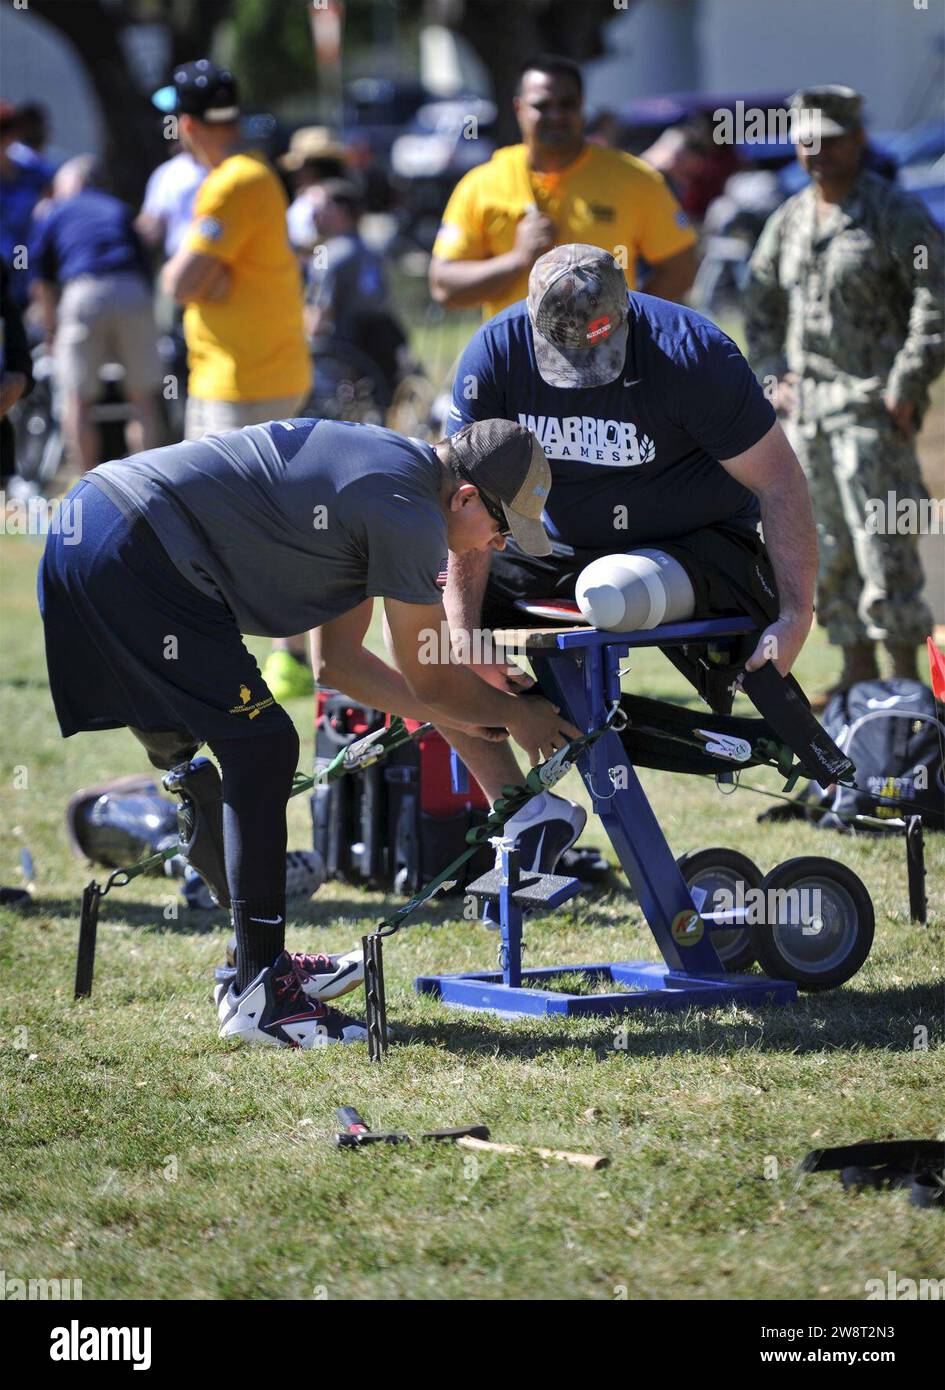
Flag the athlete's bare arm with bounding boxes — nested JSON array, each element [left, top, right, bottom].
[[720, 420, 817, 677]]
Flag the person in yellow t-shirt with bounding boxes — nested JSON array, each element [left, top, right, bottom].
[[156, 61, 310, 442], [429, 55, 697, 320], [156, 61, 315, 702]]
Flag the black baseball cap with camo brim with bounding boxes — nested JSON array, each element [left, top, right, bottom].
[[152, 60, 241, 124], [445, 419, 553, 557], [527, 244, 630, 389]]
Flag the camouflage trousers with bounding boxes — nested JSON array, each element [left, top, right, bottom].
[[786, 412, 934, 646]]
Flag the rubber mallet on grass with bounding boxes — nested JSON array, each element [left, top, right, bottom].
[[334, 1108, 609, 1168], [334, 1106, 490, 1148]]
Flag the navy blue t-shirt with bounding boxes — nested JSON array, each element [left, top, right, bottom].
[[448, 293, 774, 549], [30, 190, 148, 287]]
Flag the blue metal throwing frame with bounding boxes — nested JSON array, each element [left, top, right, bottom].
[[415, 617, 797, 1017]]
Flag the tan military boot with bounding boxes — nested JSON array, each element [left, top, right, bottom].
[[884, 642, 919, 681], [810, 642, 879, 712]]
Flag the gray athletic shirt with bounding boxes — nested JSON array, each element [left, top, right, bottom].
[[87, 418, 448, 636]]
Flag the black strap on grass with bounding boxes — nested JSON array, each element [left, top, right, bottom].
[[803, 1140, 944, 1210]]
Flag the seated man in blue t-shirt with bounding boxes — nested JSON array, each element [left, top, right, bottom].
[[439, 243, 818, 876]]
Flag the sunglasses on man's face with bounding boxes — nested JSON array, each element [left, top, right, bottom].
[[460, 470, 512, 536]]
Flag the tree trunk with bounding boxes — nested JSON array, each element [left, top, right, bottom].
[[30, 0, 230, 205]]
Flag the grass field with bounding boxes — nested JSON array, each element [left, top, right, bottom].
[[1, 524, 942, 1302]]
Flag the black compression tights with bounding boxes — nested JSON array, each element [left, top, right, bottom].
[[208, 724, 301, 991]]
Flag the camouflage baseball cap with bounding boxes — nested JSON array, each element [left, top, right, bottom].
[[445, 419, 552, 556], [789, 85, 863, 142], [527, 244, 629, 389]]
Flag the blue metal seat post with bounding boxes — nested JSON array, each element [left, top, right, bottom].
[[415, 617, 796, 1016], [533, 619, 756, 976]]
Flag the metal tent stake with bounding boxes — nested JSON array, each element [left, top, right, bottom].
[[363, 932, 388, 1062], [75, 881, 102, 999], [906, 816, 927, 925]]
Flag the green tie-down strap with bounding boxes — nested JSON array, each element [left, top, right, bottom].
[[290, 716, 431, 797], [90, 717, 433, 900], [617, 693, 805, 789], [371, 707, 623, 941]]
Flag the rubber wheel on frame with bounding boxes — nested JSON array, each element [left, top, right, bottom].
[[754, 856, 874, 991], [676, 847, 763, 972]]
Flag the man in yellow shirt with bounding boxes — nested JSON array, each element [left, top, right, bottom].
[[430, 55, 698, 319], [156, 62, 310, 441], [156, 61, 314, 700]]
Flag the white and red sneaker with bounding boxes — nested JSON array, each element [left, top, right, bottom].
[[214, 943, 363, 1013], [217, 952, 369, 1048]]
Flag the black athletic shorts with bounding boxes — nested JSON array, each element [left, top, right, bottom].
[[38, 479, 293, 743], [481, 523, 781, 632]]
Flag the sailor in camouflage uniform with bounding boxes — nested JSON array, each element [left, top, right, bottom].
[[744, 85, 944, 701]]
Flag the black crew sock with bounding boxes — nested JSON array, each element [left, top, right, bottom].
[[232, 897, 286, 992]]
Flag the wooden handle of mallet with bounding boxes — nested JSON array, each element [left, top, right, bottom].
[[456, 1136, 608, 1170]]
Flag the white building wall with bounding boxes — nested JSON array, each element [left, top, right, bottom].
[[585, 0, 700, 108], [698, 0, 944, 130], [585, 0, 942, 131]]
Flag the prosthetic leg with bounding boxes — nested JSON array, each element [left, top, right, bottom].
[[129, 728, 230, 909]]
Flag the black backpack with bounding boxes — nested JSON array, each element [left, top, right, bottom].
[[816, 679, 945, 830]]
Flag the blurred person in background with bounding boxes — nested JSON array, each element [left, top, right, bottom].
[[642, 113, 742, 223], [1, 257, 34, 483], [0, 102, 56, 309], [155, 62, 309, 441], [8, 102, 54, 166], [278, 126, 348, 258], [137, 142, 206, 263], [429, 55, 697, 318], [744, 86, 944, 704], [155, 60, 311, 703], [30, 156, 162, 473], [585, 108, 619, 149], [306, 177, 406, 391], [136, 142, 207, 434]]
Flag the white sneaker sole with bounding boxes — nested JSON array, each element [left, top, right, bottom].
[[218, 1013, 369, 1047]]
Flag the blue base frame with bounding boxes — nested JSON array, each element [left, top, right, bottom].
[[416, 961, 796, 1017], [414, 617, 798, 1022]]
